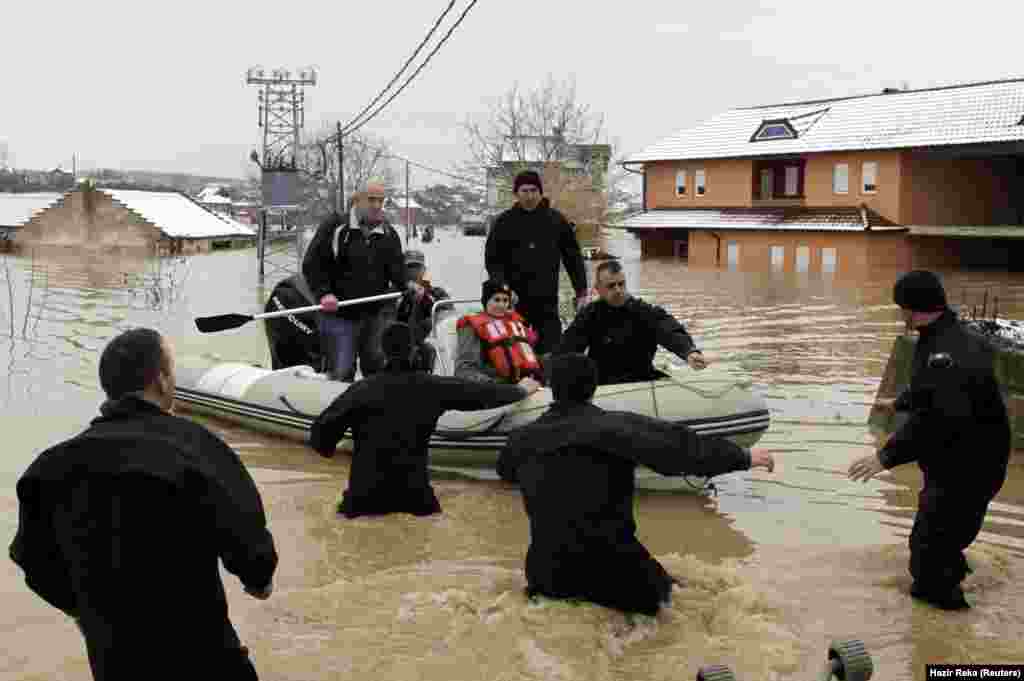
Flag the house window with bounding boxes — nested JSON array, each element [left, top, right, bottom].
[[751, 119, 798, 142], [821, 247, 837, 273], [796, 245, 810, 272], [675, 170, 687, 196], [770, 245, 785, 269], [760, 169, 774, 200], [784, 166, 800, 196], [695, 170, 706, 196], [862, 161, 878, 193], [726, 241, 739, 267], [833, 164, 849, 194]]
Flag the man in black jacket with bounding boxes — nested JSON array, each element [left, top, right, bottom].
[[9, 328, 278, 680], [395, 249, 451, 372], [485, 170, 588, 355], [310, 322, 540, 518], [302, 182, 423, 381], [849, 270, 1010, 610], [496, 353, 774, 616], [558, 260, 708, 384]]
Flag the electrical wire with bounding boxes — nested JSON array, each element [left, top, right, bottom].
[[342, 0, 480, 136], [339, 0, 458, 134]]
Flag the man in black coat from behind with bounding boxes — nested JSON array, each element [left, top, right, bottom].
[[309, 322, 541, 518], [9, 328, 278, 680], [485, 170, 589, 355], [558, 260, 708, 385], [849, 270, 1011, 610], [496, 353, 775, 616]]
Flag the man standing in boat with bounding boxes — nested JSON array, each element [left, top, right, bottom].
[[849, 270, 1010, 610], [485, 170, 589, 355], [557, 260, 708, 384], [309, 321, 541, 518], [302, 181, 425, 381], [496, 353, 775, 616], [10, 328, 278, 680]]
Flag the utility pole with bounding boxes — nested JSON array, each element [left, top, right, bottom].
[[245, 66, 317, 280], [405, 159, 411, 243], [336, 121, 345, 215]]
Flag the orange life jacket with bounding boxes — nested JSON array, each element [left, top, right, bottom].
[[457, 311, 541, 381]]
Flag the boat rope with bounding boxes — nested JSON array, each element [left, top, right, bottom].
[[278, 394, 317, 419]]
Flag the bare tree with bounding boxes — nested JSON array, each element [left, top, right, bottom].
[[458, 75, 630, 237]]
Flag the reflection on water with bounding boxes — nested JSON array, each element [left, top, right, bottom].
[[2, 229, 1024, 681]]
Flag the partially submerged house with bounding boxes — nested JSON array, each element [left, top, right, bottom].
[[13, 186, 255, 255], [620, 78, 1024, 272], [0, 193, 64, 248]]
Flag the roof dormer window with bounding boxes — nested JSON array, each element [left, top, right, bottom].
[[750, 119, 798, 142]]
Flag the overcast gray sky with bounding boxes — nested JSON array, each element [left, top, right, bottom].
[[3, 0, 1022, 190]]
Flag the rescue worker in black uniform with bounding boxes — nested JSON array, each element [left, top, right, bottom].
[[309, 322, 541, 518], [496, 353, 775, 616], [558, 260, 708, 384], [263, 271, 322, 370], [849, 270, 1010, 610], [10, 328, 278, 680], [485, 170, 589, 355]]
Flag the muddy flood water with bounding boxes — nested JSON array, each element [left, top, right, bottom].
[[2, 228, 1023, 681]]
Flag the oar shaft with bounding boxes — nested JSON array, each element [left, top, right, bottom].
[[253, 291, 403, 321]]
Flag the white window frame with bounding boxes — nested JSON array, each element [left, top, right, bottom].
[[726, 241, 739, 267], [695, 169, 706, 197], [784, 166, 800, 196], [833, 163, 849, 194], [796, 244, 811, 272], [821, 247, 838, 273], [862, 161, 878, 194], [675, 169, 687, 196], [770, 245, 785, 269]]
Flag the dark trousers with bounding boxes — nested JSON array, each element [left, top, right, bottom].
[[908, 483, 992, 594], [515, 299, 563, 356], [319, 304, 396, 380], [78, 619, 259, 681]]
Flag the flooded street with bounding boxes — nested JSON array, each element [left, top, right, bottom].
[[2, 229, 1023, 681]]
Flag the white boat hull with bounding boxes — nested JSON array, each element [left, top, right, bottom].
[[174, 354, 770, 494]]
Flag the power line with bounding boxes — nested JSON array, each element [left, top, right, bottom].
[[345, 136, 482, 187], [343, 0, 481, 137], [339, 0, 457, 135]]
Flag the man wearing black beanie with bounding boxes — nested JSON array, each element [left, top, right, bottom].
[[850, 270, 1010, 610], [309, 322, 541, 518], [485, 169, 589, 355]]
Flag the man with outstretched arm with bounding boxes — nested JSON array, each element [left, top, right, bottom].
[[310, 321, 541, 518], [496, 353, 774, 616]]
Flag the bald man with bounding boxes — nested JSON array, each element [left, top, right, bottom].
[[303, 182, 423, 381]]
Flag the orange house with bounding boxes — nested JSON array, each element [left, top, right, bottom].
[[621, 78, 1024, 273]]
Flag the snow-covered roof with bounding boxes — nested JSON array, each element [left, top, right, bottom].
[[0, 192, 63, 227], [617, 207, 903, 232], [98, 188, 255, 238], [628, 78, 1024, 163], [391, 197, 423, 210]]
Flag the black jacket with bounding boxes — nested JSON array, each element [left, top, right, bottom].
[[558, 297, 699, 384], [496, 401, 751, 615], [309, 371, 529, 517], [879, 309, 1010, 492], [485, 198, 588, 304], [396, 284, 451, 344], [302, 211, 406, 320], [9, 396, 277, 670]]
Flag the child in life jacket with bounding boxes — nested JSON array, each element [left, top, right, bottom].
[[455, 280, 544, 384]]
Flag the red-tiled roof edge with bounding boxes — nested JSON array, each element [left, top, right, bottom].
[[734, 76, 1024, 112]]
